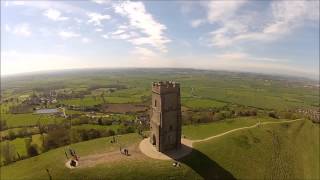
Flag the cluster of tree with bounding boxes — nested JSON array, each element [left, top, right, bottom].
[[268, 110, 302, 120], [2, 97, 17, 103], [70, 128, 116, 143], [117, 124, 135, 134], [9, 103, 33, 114], [32, 84, 65, 93], [56, 89, 90, 100], [43, 125, 70, 151], [88, 84, 127, 91], [182, 107, 258, 125], [0, 119, 8, 131], [1, 142, 17, 165], [2, 128, 38, 141], [70, 116, 122, 126], [24, 138, 39, 157]]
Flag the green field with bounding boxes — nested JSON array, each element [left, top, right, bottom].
[[1, 113, 66, 128], [1, 119, 318, 180], [2, 70, 318, 111], [184, 119, 319, 179], [1, 134, 44, 161], [182, 98, 227, 109], [0, 127, 40, 138], [60, 95, 142, 106], [182, 117, 280, 140], [0, 69, 318, 179]]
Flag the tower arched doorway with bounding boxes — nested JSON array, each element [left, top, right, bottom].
[[152, 134, 156, 146]]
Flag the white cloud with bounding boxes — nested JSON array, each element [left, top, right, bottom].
[[198, 1, 319, 47], [190, 19, 205, 28], [111, 29, 126, 35], [12, 23, 32, 37], [43, 9, 69, 21], [87, 12, 111, 26], [81, 37, 91, 43], [11, 1, 25, 6], [91, 0, 110, 5], [58, 31, 80, 38], [74, 18, 83, 24], [205, 1, 247, 23], [95, 28, 103, 32], [113, 1, 170, 52], [131, 47, 157, 60], [102, 34, 109, 39], [106, 29, 139, 40], [5, 24, 11, 32]]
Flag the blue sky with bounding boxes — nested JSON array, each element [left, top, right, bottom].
[[1, 0, 319, 79]]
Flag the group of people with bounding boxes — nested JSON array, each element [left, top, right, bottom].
[[120, 147, 130, 156], [65, 147, 79, 167], [110, 135, 117, 143]]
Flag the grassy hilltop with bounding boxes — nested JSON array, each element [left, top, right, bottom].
[[1, 119, 318, 180], [1, 69, 319, 179]]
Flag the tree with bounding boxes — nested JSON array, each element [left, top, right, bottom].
[[17, 127, 29, 137], [0, 119, 7, 130], [268, 111, 278, 119], [44, 127, 70, 150], [8, 130, 16, 140], [1, 141, 16, 164], [25, 138, 38, 157]]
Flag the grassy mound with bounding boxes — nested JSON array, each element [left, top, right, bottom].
[[187, 119, 319, 179], [182, 117, 280, 140], [1, 119, 318, 180]]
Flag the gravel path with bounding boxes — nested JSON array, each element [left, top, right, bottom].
[[139, 138, 193, 160]]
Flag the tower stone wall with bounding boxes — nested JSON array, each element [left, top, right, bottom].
[[150, 81, 182, 152]]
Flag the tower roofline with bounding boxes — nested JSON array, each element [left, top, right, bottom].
[[152, 81, 180, 94]]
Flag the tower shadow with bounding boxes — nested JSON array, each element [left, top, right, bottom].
[[165, 144, 235, 180]]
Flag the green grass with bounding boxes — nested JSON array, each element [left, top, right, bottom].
[[104, 96, 141, 103], [1, 113, 66, 128], [2, 70, 319, 111], [60, 96, 103, 106], [182, 117, 281, 140], [1, 127, 40, 138], [71, 124, 120, 131], [1, 133, 201, 180], [185, 119, 319, 179], [1, 134, 46, 164], [1, 120, 318, 180], [181, 98, 227, 109], [60, 96, 141, 106], [31, 134, 45, 153]]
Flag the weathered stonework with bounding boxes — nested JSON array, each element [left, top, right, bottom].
[[150, 81, 182, 152]]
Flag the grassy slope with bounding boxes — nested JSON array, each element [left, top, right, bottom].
[[182, 117, 280, 140], [0, 134, 158, 180], [188, 120, 319, 179], [1, 120, 318, 180]]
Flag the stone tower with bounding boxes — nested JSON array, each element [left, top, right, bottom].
[[150, 81, 182, 152]]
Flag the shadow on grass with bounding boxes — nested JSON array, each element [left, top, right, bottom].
[[165, 144, 235, 180]]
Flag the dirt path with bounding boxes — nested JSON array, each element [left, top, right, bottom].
[[192, 119, 304, 143], [66, 142, 146, 169], [139, 138, 193, 160]]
